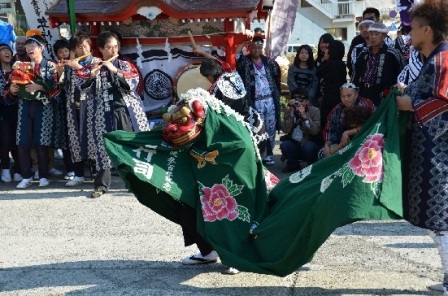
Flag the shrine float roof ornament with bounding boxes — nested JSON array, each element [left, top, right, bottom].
[[46, 0, 265, 27]]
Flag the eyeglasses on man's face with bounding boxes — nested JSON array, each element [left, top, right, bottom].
[[104, 44, 119, 50]]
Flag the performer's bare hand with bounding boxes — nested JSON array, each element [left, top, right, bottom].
[[90, 65, 101, 78], [66, 59, 82, 70], [396, 94, 413, 111], [394, 82, 406, 95], [101, 61, 118, 74], [340, 131, 352, 147], [25, 83, 43, 93], [323, 142, 332, 157]]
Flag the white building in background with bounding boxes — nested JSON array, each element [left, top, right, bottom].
[[253, 0, 399, 54], [0, 0, 16, 25]]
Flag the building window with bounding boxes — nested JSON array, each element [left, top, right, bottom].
[[326, 28, 347, 41]]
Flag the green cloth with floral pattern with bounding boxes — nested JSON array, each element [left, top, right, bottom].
[[104, 89, 403, 277]]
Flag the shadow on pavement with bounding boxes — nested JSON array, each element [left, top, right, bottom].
[[384, 242, 436, 249], [0, 260, 438, 295], [333, 221, 429, 237]]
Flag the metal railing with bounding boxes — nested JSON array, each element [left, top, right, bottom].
[[306, 0, 355, 20]]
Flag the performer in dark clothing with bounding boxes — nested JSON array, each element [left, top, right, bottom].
[[395, 1, 448, 293], [347, 7, 380, 77], [0, 43, 22, 183], [194, 45, 268, 153], [236, 36, 281, 166], [10, 34, 59, 189], [352, 22, 404, 107], [317, 39, 347, 131], [79, 31, 149, 198], [60, 31, 103, 187]]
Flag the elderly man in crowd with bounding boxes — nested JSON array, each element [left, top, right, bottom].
[[352, 22, 404, 107]]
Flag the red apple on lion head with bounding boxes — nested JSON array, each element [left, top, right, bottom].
[[162, 99, 206, 146]]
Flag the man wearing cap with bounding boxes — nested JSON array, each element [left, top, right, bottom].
[[352, 22, 404, 107], [236, 36, 281, 166]]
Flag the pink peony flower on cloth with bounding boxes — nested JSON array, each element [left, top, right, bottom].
[[201, 184, 239, 222], [264, 169, 280, 192], [348, 134, 385, 183]]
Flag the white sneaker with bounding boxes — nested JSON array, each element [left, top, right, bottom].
[[13, 173, 23, 182], [222, 267, 240, 275], [48, 167, 63, 176], [54, 149, 63, 160], [16, 178, 32, 189], [65, 176, 84, 187], [181, 250, 219, 265], [64, 171, 75, 180], [33, 171, 39, 180], [1, 169, 12, 183], [262, 156, 275, 166], [38, 178, 49, 187]]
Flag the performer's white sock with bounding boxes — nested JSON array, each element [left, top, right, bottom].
[[429, 230, 448, 295]]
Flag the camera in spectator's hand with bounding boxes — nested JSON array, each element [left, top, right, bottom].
[[293, 100, 301, 107]]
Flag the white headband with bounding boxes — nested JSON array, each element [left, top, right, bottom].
[[26, 37, 44, 47], [368, 23, 389, 34], [358, 19, 375, 28], [340, 82, 359, 90]]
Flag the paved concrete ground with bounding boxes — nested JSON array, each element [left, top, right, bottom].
[[0, 141, 443, 296]]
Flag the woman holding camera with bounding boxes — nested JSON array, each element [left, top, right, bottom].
[[279, 91, 321, 173]]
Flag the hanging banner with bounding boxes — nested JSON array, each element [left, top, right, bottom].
[[21, 0, 59, 58], [266, 0, 299, 59]]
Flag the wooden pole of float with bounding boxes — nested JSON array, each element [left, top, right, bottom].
[[265, 8, 272, 58]]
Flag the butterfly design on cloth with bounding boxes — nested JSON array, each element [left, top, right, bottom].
[[190, 150, 219, 169]]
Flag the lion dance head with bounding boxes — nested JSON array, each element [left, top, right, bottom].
[[9, 61, 36, 85], [162, 99, 206, 146]]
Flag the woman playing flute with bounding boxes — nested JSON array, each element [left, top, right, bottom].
[[58, 31, 102, 187]]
